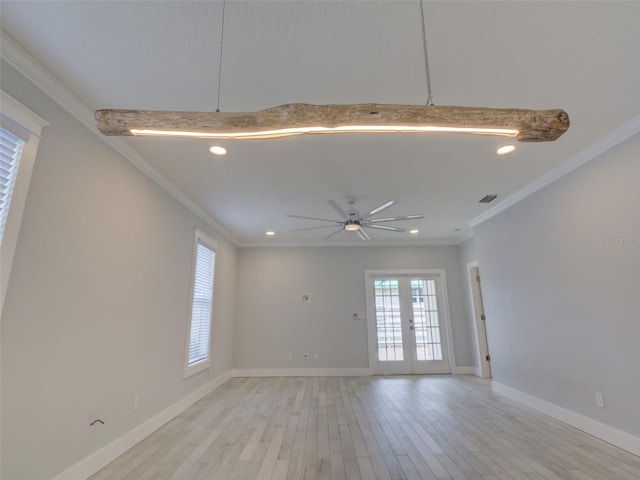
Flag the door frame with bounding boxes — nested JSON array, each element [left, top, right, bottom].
[[467, 261, 491, 378], [364, 269, 455, 375]]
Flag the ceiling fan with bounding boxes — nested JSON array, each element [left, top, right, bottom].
[[288, 198, 424, 240]]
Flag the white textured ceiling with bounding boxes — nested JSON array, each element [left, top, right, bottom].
[[2, 1, 639, 246]]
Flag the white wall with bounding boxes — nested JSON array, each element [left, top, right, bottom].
[[474, 132, 640, 437], [234, 245, 475, 371], [0, 61, 236, 480]]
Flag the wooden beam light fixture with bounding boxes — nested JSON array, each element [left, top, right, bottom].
[[95, 103, 569, 142], [95, 1, 569, 143]]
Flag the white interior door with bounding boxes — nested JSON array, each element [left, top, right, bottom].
[[366, 272, 452, 375]]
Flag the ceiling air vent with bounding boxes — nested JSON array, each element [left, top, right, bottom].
[[479, 195, 498, 203]]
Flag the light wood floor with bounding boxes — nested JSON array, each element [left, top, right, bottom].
[[90, 376, 640, 480]]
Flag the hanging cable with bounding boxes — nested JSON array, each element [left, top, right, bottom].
[[215, 0, 227, 112], [419, 0, 434, 106]]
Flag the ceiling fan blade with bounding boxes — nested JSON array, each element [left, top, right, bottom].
[[328, 200, 348, 219], [290, 225, 343, 232], [362, 200, 395, 219], [324, 228, 344, 240], [287, 214, 343, 224], [363, 214, 425, 224], [367, 224, 408, 233], [356, 228, 370, 240]]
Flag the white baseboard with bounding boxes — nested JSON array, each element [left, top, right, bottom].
[[51, 371, 232, 480], [451, 366, 480, 376], [232, 367, 484, 378], [232, 368, 372, 377], [492, 381, 640, 457]]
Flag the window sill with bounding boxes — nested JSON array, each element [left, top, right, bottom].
[[183, 360, 210, 379]]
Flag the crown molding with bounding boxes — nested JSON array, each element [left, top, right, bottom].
[[0, 30, 238, 246], [470, 113, 640, 228], [0, 90, 49, 135]]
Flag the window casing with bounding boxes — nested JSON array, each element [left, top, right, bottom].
[[184, 229, 217, 377], [0, 91, 48, 311], [0, 127, 24, 242]]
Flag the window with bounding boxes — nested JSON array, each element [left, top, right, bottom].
[[0, 127, 24, 242], [184, 229, 217, 377], [1, 91, 48, 310]]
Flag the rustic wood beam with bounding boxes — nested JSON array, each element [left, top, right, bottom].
[[95, 103, 569, 142]]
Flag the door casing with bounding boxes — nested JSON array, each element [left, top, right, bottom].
[[467, 261, 492, 378]]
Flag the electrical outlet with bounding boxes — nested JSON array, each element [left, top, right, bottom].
[[595, 392, 605, 408], [133, 394, 140, 412], [302, 294, 310, 303], [304, 353, 309, 359]]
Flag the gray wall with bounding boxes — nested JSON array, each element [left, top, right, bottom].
[[475, 132, 640, 436], [457, 237, 479, 369], [234, 245, 475, 370], [1, 61, 237, 480]]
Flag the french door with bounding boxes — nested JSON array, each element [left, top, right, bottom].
[[365, 271, 451, 375]]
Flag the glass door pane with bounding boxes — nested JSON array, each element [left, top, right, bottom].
[[374, 279, 403, 361], [411, 279, 443, 361]]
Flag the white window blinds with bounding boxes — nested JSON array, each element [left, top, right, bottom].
[[0, 127, 25, 244], [187, 237, 216, 368]]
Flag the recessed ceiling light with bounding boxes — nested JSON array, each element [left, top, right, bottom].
[[209, 145, 228, 156], [265, 230, 275, 236], [409, 229, 419, 235], [496, 144, 516, 155]]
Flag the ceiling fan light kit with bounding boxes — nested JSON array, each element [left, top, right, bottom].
[[95, 103, 569, 142], [344, 222, 361, 232]]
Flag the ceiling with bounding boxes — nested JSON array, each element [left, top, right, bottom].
[[2, 1, 639, 246]]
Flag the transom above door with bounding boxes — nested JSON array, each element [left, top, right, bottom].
[[365, 270, 453, 375]]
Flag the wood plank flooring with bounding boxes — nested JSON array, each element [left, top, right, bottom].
[[89, 376, 640, 480]]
